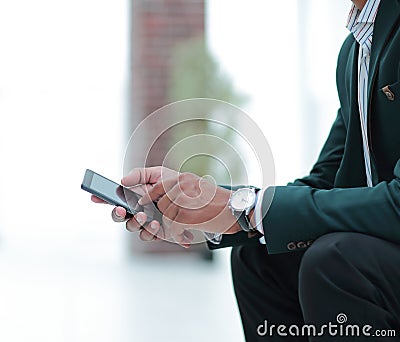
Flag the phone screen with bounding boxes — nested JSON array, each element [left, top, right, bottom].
[[82, 169, 161, 222]]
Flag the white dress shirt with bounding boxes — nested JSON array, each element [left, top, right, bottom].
[[346, 0, 381, 186]]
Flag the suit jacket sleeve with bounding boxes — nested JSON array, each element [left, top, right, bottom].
[[207, 109, 348, 250], [287, 109, 346, 189], [264, 159, 400, 254]]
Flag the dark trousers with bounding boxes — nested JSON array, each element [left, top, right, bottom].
[[231, 232, 400, 341]]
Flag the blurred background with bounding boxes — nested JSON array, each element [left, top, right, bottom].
[[0, 0, 349, 341]]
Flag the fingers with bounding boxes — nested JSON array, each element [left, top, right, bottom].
[[139, 220, 162, 241], [111, 207, 128, 222], [169, 222, 193, 248], [91, 195, 107, 203], [162, 203, 193, 248], [111, 206, 163, 242], [121, 168, 144, 187], [92, 183, 169, 244], [139, 177, 177, 205], [156, 183, 200, 213], [156, 184, 178, 212], [125, 212, 148, 231], [121, 167, 162, 187], [117, 207, 190, 248], [106, 186, 192, 248], [127, 183, 153, 197]]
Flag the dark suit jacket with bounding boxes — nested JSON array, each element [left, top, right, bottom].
[[208, 0, 400, 254]]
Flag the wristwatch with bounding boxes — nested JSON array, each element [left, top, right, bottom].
[[228, 187, 257, 232]]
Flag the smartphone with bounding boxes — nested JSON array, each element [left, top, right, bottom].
[[81, 169, 162, 223]]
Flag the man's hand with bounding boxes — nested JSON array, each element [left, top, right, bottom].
[[91, 166, 241, 247], [138, 170, 242, 244], [91, 166, 177, 243]]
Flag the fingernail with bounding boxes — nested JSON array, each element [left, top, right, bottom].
[[137, 215, 144, 225], [150, 222, 157, 230], [138, 198, 143, 205]]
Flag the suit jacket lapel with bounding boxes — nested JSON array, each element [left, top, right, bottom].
[[367, 0, 400, 100], [348, 39, 359, 116]]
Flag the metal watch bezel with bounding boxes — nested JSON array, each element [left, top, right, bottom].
[[229, 187, 257, 213]]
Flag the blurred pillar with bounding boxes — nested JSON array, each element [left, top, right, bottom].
[[130, 0, 204, 145], [128, 0, 208, 254]]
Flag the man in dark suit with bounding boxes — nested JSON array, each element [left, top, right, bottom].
[[94, 0, 400, 340]]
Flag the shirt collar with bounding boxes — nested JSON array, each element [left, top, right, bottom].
[[346, 0, 381, 46]]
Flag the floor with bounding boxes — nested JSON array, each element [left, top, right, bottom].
[[0, 229, 244, 342]]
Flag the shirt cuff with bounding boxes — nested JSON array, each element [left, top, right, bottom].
[[204, 232, 223, 244], [254, 187, 267, 244]]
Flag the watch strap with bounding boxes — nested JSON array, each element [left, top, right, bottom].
[[236, 211, 252, 232]]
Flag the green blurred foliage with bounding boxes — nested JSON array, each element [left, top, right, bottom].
[[167, 37, 248, 105], [165, 37, 249, 184]]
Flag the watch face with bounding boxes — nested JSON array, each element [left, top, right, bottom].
[[230, 188, 256, 211]]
